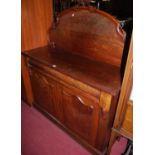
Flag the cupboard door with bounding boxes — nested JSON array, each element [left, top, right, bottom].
[[29, 69, 64, 122], [62, 87, 100, 146], [30, 69, 51, 113]]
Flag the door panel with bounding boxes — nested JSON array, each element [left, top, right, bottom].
[[30, 69, 51, 112], [62, 87, 100, 146], [30, 69, 64, 123]]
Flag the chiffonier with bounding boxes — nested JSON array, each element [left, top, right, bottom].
[[23, 6, 126, 154]]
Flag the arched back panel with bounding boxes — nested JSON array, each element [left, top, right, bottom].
[[49, 6, 126, 67]]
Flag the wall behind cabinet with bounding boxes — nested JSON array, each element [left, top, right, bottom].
[[21, 0, 53, 104], [21, 0, 53, 51]]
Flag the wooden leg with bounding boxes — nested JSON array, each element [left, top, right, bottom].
[[107, 129, 120, 155]]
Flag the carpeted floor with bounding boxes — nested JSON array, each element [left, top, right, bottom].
[[21, 101, 127, 155]]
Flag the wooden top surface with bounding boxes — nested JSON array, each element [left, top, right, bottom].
[[23, 46, 121, 95], [49, 6, 126, 67]]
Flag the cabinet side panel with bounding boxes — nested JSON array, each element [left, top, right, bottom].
[[95, 92, 119, 151]]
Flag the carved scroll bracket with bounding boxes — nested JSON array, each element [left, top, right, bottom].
[[63, 91, 94, 110]]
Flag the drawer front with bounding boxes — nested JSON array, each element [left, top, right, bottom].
[[62, 86, 100, 146]]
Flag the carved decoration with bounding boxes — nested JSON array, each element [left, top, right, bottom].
[[63, 91, 94, 112]]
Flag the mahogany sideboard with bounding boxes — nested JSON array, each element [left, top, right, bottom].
[[22, 6, 126, 154]]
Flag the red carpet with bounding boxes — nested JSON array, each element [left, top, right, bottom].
[[110, 137, 127, 155], [21, 101, 127, 155]]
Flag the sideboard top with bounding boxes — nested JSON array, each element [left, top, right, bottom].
[[23, 46, 121, 95]]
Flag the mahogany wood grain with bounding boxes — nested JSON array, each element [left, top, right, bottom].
[[30, 69, 52, 112], [49, 6, 126, 67], [23, 46, 121, 96], [62, 86, 100, 146], [21, 0, 53, 105], [97, 92, 119, 150], [120, 100, 133, 139], [27, 59, 101, 98], [30, 69, 64, 123], [21, 0, 53, 51]]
